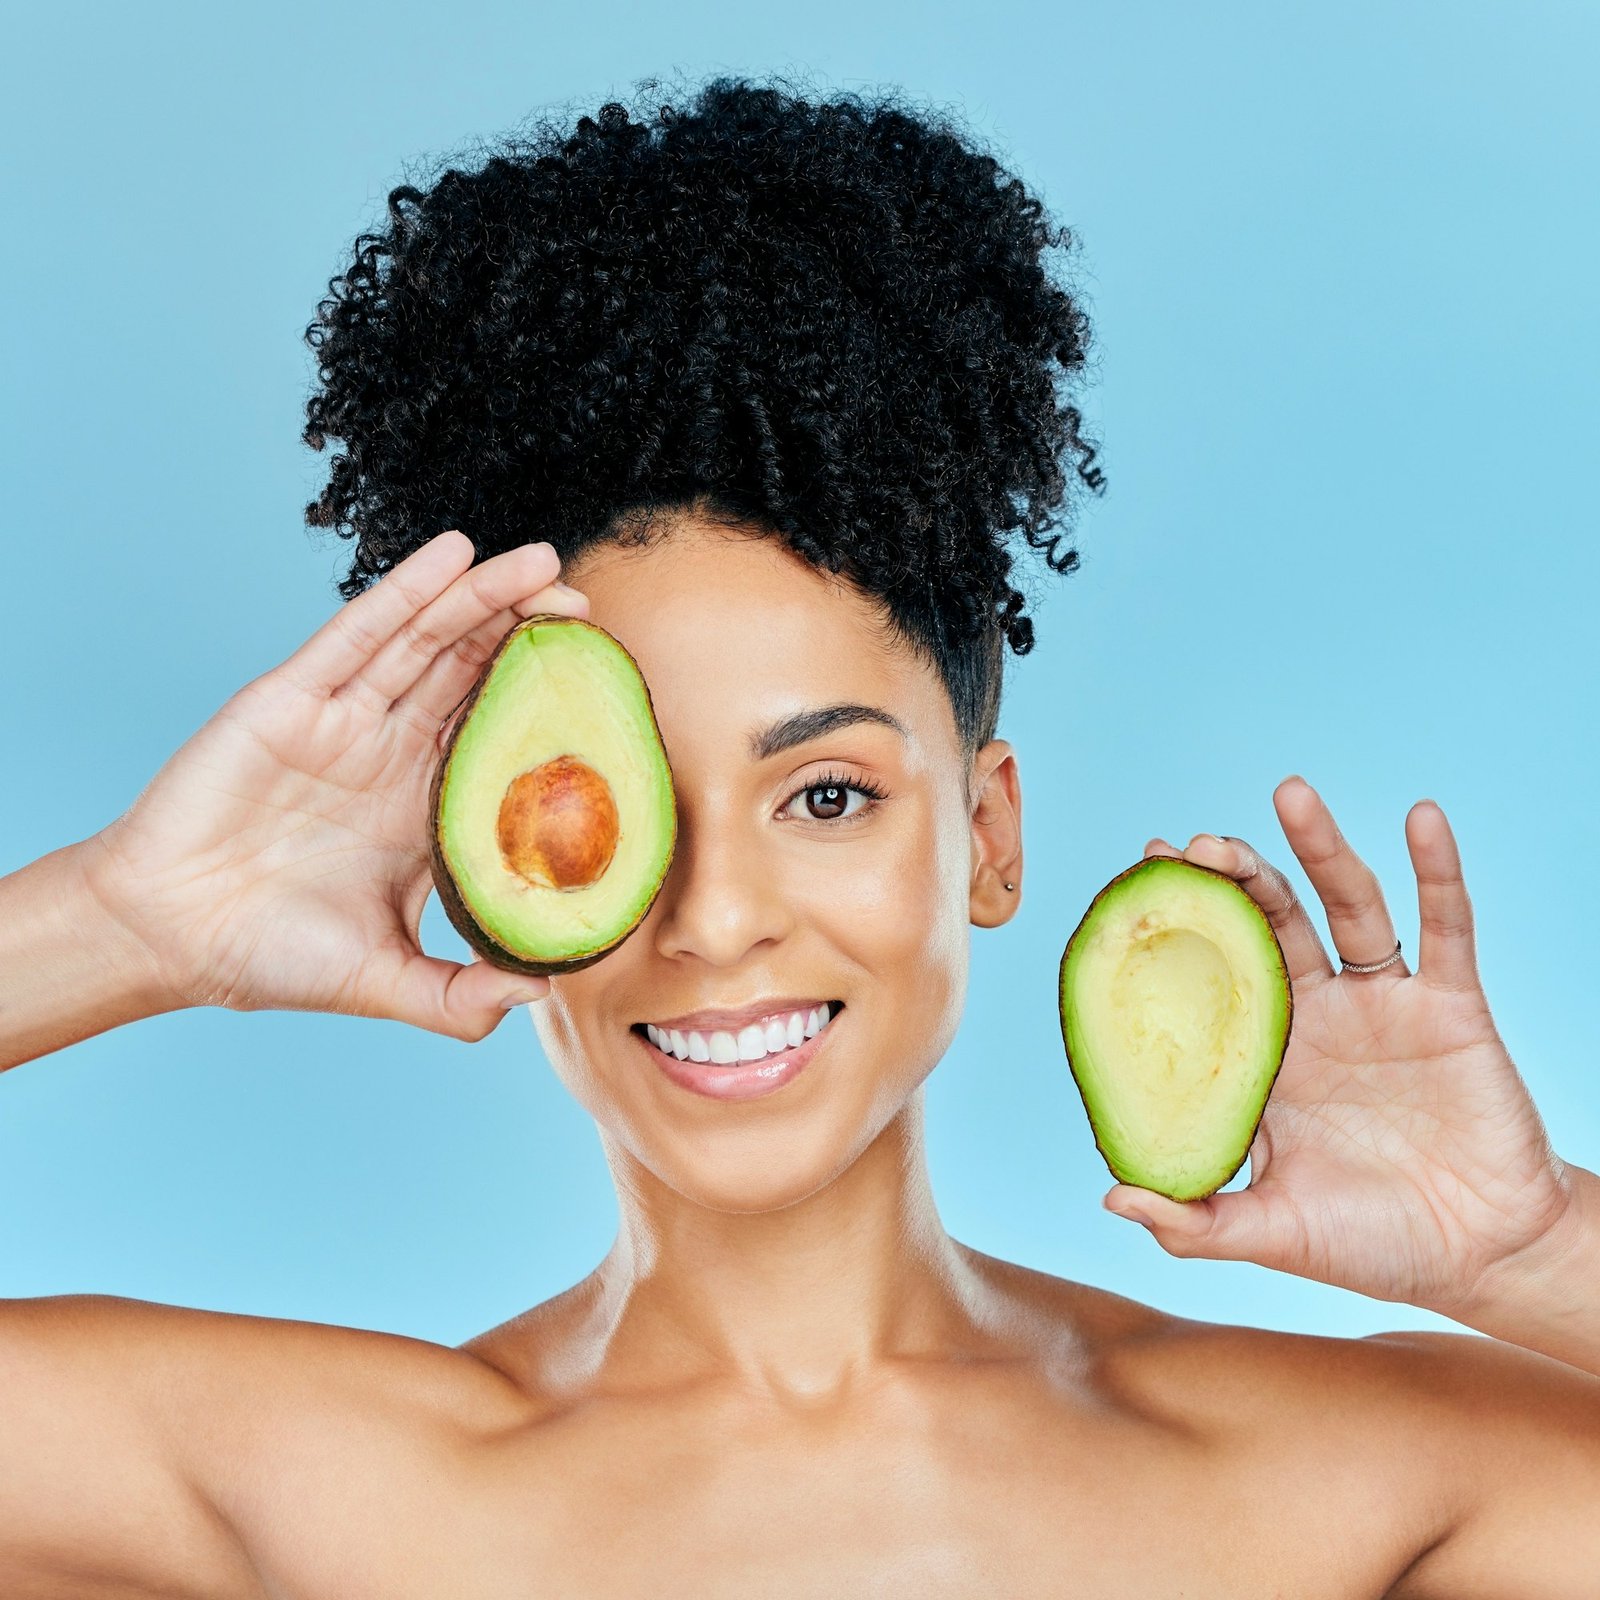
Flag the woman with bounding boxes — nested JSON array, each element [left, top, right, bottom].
[[2, 76, 1596, 1595]]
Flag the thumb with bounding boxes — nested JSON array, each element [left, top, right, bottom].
[[376, 950, 551, 1041], [1103, 1182, 1278, 1264]]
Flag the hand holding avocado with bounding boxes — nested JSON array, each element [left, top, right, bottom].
[[429, 615, 676, 976], [1093, 777, 1576, 1321], [77, 530, 587, 1040]]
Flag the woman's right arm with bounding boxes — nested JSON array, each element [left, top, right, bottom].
[[0, 528, 586, 1072], [0, 530, 588, 1597], [0, 839, 188, 1072]]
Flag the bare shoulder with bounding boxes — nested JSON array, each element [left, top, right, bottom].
[[1110, 1305, 1600, 1585], [1, 1290, 548, 1598], [963, 1252, 1600, 1594], [4, 1287, 539, 1472], [1117, 1312, 1600, 1450], [961, 1242, 1600, 1429], [2, 1289, 515, 1414]]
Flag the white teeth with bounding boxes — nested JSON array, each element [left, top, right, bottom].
[[646, 1006, 837, 1065]]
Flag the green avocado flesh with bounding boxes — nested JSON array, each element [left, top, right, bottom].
[[429, 615, 676, 976], [1058, 856, 1292, 1202]]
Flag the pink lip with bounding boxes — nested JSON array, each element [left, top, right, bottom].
[[636, 1010, 839, 1102]]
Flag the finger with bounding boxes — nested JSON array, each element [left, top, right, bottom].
[[366, 947, 552, 1041], [1179, 828, 1334, 986], [279, 530, 476, 695], [394, 585, 591, 737], [1270, 776, 1407, 977], [400, 608, 524, 752], [1143, 837, 1183, 859], [1405, 799, 1480, 994], [1103, 1182, 1279, 1264], [341, 541, 567, 710]]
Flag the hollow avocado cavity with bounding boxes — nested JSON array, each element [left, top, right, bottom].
[[1059, 856, 1293, 1201]]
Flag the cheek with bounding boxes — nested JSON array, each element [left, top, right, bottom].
[[801, 795, 972, 1045], [530, 980, 611, 1116]]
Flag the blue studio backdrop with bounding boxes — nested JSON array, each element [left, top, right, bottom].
[[2, 0, 1596, 1345]]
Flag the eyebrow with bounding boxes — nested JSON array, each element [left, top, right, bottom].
[[748, 702, 909, 761]]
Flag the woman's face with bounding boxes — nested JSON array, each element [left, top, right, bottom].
[[532, 516, 1019, 1213]]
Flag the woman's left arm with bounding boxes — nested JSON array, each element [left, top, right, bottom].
[[1451, 1164, 1600, 1375], [1104, 776, 1600, 1378]]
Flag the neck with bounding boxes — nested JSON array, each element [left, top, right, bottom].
[[563, 1088, 994, 1405]]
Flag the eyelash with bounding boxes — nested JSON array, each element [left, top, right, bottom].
[[779, 768, 889, 826]]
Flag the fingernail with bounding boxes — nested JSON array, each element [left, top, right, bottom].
[[500, 985, 549, 1008], [549, 581, 583, 598], [524, 539, 556, 558], [1108, 1204, 1154, 1229]]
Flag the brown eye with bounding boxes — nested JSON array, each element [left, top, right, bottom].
[[779, 777, 882, 825], [806, 783, 849, 820]]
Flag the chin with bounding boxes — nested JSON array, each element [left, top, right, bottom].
[[602, 1098, 908, 1214], [570, 1040, 928, 1217]]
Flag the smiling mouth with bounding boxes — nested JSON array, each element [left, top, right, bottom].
[[630, 1002, 845, 1066]]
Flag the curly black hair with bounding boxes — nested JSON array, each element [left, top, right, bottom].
[[303, 72, 1105, 756]]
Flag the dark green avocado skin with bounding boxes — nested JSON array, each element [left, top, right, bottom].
[[426, 614, 677, 978], [1056, 855, 1294, 1202]]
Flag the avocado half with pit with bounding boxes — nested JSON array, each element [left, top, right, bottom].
[[428, 614, 676, 977], [1059, 856, 1293, 1202]]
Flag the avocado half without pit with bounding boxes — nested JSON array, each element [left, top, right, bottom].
[[1058, 856, 1293, 1202], [429, 614, 677, 977]]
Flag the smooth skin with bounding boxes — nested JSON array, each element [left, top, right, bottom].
[[1, 515, 1598, 1598]]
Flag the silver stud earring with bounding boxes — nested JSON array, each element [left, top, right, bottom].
[[1004, 881, 1015, 891]]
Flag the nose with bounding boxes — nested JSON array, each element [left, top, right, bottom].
[[649, 798, 794, 968]]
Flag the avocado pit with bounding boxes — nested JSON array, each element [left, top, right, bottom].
[[498, 753, 620, 891]]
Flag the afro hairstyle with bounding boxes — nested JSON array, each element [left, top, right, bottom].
[[302, 72, 1106, 756]]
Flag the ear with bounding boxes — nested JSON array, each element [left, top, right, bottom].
[[968, 739, 1022, 929]]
